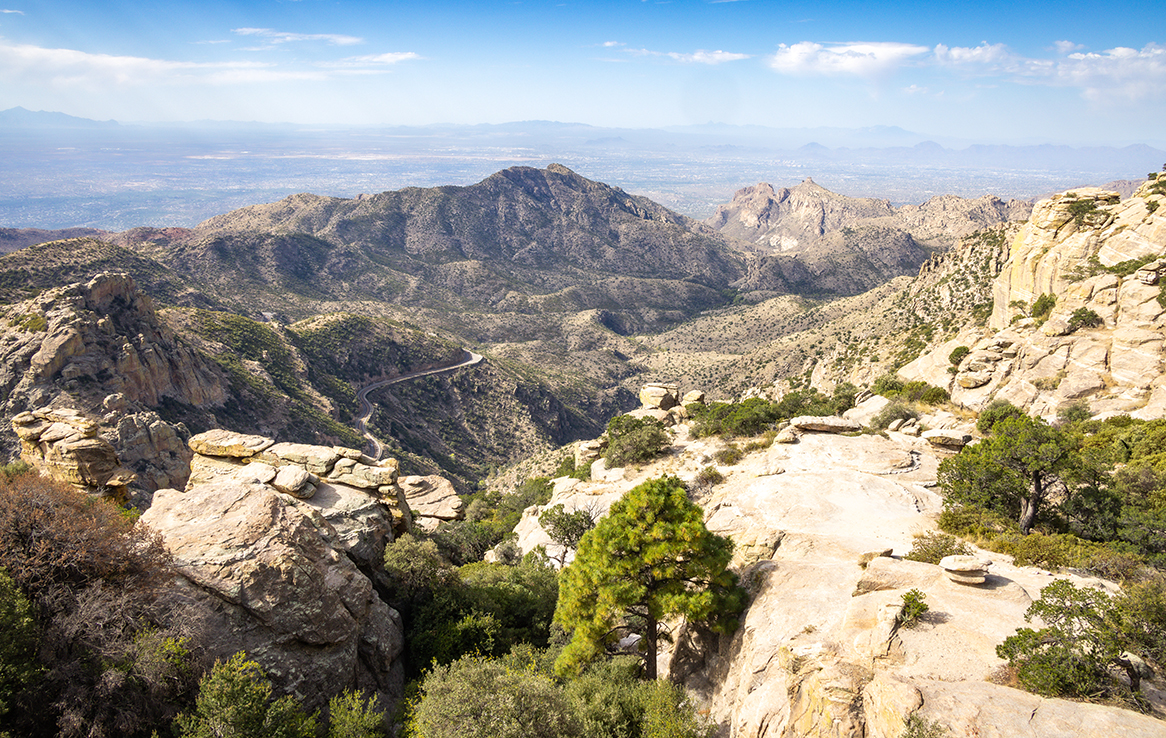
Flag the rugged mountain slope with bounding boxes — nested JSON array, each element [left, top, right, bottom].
[[0, 226, 109, 254], [901, 175, 1166, 419]]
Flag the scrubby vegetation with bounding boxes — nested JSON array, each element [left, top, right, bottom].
[[904, 531, 972, 565], [688, 387, 849, 439], [603, 416, 670, 467]]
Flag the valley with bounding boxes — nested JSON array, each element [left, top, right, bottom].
[[1, 160, 1165, 738]]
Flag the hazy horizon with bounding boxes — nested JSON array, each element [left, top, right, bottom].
[[0, 1, 1163, 147]]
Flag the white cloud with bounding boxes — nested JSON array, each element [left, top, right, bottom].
[[603, 41, 624, 48], [0, 41, 328, 87], [667, 49, 750, 64], [1059, 43, 1166, 101], [933, 42, 1016, 69], [621, 47, 748, 64], [1, 9, 25, 14], [1054, 40, 1085, 55], [231, 28, 363, 46], [768, 41, 929, 77], [319, 52, 421, 68]]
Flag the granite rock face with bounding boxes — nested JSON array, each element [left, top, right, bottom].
[[0, 272, 228, 494], [141, 480, 404, 710], [13, 407, 136, 498], [902, 177, 1166, 420]]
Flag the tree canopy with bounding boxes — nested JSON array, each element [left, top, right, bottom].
[[939, 413, 1077, 534], [553, 475, 745, 679]]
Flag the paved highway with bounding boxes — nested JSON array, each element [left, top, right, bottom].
[[354, 350, 483, 460]]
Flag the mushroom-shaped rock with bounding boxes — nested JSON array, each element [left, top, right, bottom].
[[940, 554, 992, 584], [189, 429, 274, 458], [789, 416, 860, 433]]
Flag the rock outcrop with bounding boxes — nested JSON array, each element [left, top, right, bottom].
[[902, 176, 1166, 419], [133, 430, 456, 709], [12, 406, 136, 498], [141, 480, 404, 710], [509, 401, 1165, 736], [0, 272, 228, 493]]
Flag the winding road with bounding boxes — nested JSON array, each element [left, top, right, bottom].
[[354, 350, 483, 460]]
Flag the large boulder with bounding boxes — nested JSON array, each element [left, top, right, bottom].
[[141, 481, 404, 709], [639, 383, 679, 410], [398, 475, 463, 532]]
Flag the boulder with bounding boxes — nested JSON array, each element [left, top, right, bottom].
[[789, 415, 860, 433], [774, 425, 800, 444], [922, 429, 972, 448], [141, 482, 404, 710], [256, 442, 341, 475], [188, 429, 274, 458], [639, 383, 679, 410], [939, 555, 992, 585], [682, 390, 706, 405], [398, 475, 463, 531], [273, 465, 313, 498]]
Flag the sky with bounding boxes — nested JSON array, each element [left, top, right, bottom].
[[0, 0, 1163, 145]]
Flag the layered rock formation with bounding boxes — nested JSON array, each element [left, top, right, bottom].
[[0, 272, 226, 492], [901, 176, 1166, 418]]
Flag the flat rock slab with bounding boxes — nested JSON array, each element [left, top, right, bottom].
[[790, 415, 861, 433], [189, 429, 274, 458]]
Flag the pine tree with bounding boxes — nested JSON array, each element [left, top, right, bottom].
[[554, 476, 745, 679]]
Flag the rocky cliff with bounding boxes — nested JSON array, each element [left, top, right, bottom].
[[138, 429, 440, 710], [901, 175, 1166, 419], [707, 178, 1031, 253], [0, 272, 226, 493]]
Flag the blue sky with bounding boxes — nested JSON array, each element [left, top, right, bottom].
[[0, 0, 1163, 144]]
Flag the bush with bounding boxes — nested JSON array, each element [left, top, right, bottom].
[[871, 402, 919, 431], [175, 652, 317, 738], [904, 532, 972, 565], [898, 589, 929, 629], [692, 466, 725, 489], [948, 346, 971, 367], [900, 713, 949, 738], [604, 416, 670, 467], [328, 689, 386, 738], [976, 400, 1024, 434], [410, 653, 579, 738], [1031, 293, 1056, 322], [1068, 308, 1102, 332]]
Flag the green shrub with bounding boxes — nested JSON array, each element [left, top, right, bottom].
[[976, 400, 1024, 434], [871, 402, 919, 431], [604, 415, 670, 467], [176, 652, 317, 738], [873, 374, 904, 397], [692, 466, 725, 489], [900, 713, 949, 738], [898, 589, 929, 629], [948, 346, 971, 367], [328, 689, 386, 738], [904, 532, 972, 565], [1067, 308, 1102, 332], [1031, 293, 1056, 322]]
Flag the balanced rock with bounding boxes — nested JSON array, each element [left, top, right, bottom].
[[790, 415, 860, 433], [398, 475, 463, 531], [940, 554, 992, 584], [639, 383, 679, 410], [273, 465, 313, 498], [256, 442, 340, 475]]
